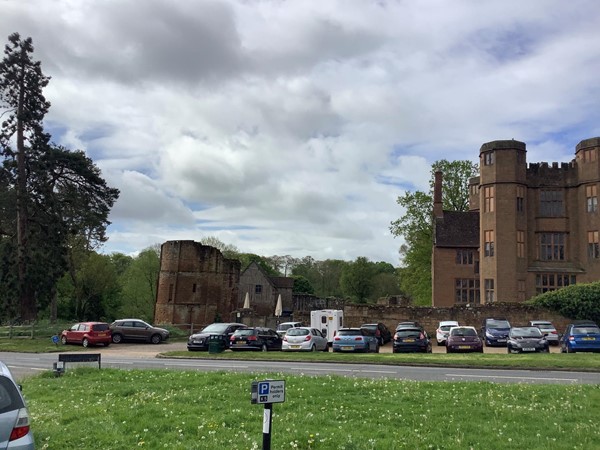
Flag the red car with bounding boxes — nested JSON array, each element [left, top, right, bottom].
[[61, 322, 112, 347]]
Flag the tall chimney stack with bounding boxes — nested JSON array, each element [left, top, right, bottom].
[[433, 171, 443, 218]]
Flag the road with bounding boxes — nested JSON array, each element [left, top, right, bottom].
[[1, 341, 597, 385]]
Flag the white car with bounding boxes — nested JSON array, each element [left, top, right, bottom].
[[529, 320, 560, 345], [436, 320, 459, 345], [282, 327, 328, 352]]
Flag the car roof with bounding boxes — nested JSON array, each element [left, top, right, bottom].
[[450, 326, 476, 330], [439, 321, 459, 325], [530, 320, 553, 324]]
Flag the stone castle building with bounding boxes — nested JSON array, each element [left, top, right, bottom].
[[154, 240, 240, 326], [432, 137, 600, 307], [239, 262, 294, 317]]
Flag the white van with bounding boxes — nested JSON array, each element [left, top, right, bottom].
[[310, 309, 344, 345]]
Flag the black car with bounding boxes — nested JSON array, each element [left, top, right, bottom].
[[187, 322, 246, 351], [392, 326, 432, 353], [229, 327, 282, 352], [507, 326, 550, 354], [361, 323, 392, 346]]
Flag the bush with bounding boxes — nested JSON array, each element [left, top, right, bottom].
[[527, 282, 600, 323]]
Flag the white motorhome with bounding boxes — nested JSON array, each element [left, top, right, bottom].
[[310, 309, 344, 344]]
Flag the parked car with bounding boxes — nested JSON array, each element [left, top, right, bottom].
[[529, 320, 559, 345], [481, 318, 511, 346], [187, 322, 247, 351], [361, 323, 392, 346], [60, 322, 111, 347], [332, 328, 379, 353], [276, 321, 305, 338], [560, 321, 600, 353], [110, 319, 170, 344], [445, 326, 483, 353], [396, 321, 423, 330], [436, 320, 459, 346], [393, 326, 432, 353], [282, 327, 328, 352], [229, 327, 282, 351], [507, 326, 550, 353], [0, 361, 35, 450]]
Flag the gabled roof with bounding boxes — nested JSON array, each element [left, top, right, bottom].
[[240, 262, 294, 290], [435, 211, 479, 248]]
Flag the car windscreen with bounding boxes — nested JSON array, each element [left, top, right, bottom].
[[287, 328, 310, 336], [201, 323, 230, 333], [487, 320, 510, 329], [337, 329, 363, 336], [510, 327, 542, 338], [0, 377, 24, 414], [535, 323, 554, 330], [395, 329, 421, 338], [572, 326, 600, 334], [450, 328, 477, 337]]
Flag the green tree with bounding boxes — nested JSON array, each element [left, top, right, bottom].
[[340, 256, 375, 303], [390, 160, 478, 305], [291, 275, 315, 295], [292, 257, 347, 298], [527, 282, 600, 324], [118, 247, 160, 321], [201, 236, 240, 259], [0, 33, 119, 320]]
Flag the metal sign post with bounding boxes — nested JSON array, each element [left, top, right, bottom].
[[251, 380, 286, 450]]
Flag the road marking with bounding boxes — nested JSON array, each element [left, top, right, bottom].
[[445, 373, 579, 382], [8, 365, 47, 371]]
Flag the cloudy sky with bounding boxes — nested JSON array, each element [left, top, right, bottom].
[[2, 0, 600, 265]]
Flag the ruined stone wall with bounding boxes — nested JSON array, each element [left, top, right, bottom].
[[155, 240, 240, 326]]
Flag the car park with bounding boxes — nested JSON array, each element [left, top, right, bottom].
[[110, 319, 170, 344], [276, 321, 305, 338], [393, 325, 432, 353], [436, 320, 459, 346], [0, 361, 35, 450], [60, 321, 111, 347], [529, 320, 559, 345], [445, 326, 483, 353], [360, 322, 392, 346], [229, 327, 282, 352], [481, 318, 511, 346], [282, 327, 328, 352], [560, 321, 600, 353], [187, 322, 247, 351], [332, 328, 379, 353], [507, 326, 549, 353]]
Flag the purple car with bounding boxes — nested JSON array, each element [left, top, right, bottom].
[[446, 326, 484, 353]]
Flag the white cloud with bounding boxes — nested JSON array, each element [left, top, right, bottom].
[[2, 0, 600, 265]]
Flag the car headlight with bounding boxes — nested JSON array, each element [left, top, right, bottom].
[[486, 332, 494, 338]]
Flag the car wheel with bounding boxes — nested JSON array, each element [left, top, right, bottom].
[[375, 343, 380, 353], [566, 345, 576, 354], [112, 334, 123, 344], [61, 336, 67, 345], [426, 345, 432, 353], [261, 344, 268, 352], [542, 347, 549, 353], [322, 344, 328, 352], [82, 338, 89, 348], [150, 334, 162, 345], [311, 345, 317, 352]]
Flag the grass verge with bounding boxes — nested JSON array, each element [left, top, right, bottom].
[[23, 368, 600, 449], [163, 350, 600, 371]]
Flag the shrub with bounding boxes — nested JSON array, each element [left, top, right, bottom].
[[527, 282, 600, 323]]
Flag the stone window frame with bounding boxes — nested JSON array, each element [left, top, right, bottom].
[[517, 280, 526, 301], [484, 278, 495, 302], [539, 189, 564, 217], [483, 186, 495, 213], [483, 151, 494, 166], [516, 185, 525, 213], [538, 232, 566, 261], [484, 230, 495, 257], [588, 231, 599, 259], [255, 284, 262, 294], [454, 278, 480, 304], [535, 273, 576, 294], [455, 249, 474, 265], [586, 184, 598, 213], [517, 230, 525, 258]]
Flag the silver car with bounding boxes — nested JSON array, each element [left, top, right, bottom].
[[529, 320, 559, 345], [0, 361, 35, 449], [282, 327, 328, 352]]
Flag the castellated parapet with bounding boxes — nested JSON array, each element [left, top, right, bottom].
[[154, 240, 241, 327]]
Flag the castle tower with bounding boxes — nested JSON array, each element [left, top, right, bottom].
[[478, 140, 528, 302]]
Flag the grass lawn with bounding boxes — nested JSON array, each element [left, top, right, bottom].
[[164, 349, 600, 371], [23, 368, 600, 449]]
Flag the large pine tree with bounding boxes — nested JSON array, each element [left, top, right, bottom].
[[0, 33, 119, 321]]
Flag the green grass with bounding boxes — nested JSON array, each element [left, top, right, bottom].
[[22, 368, 600, 449], [165, 350, 600, 371]]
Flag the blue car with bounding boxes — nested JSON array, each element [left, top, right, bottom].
[[481, 318, 511, 346], [560, 321, 600, 353], [332, 328, 379, 353]]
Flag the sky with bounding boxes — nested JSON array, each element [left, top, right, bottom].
[[1, 0, 600, 266]]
